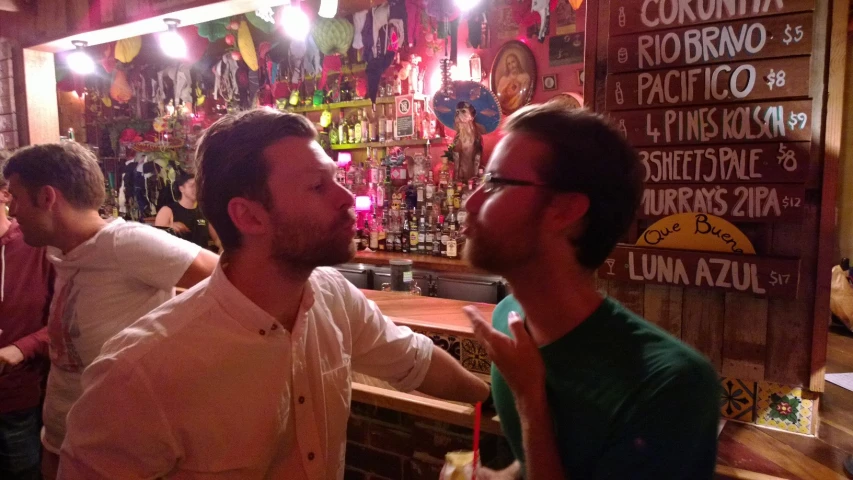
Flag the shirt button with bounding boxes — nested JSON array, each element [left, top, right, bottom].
[[308, 452, 315, 461], [259, 329, 266, 336], [272, 324, 278, 330], [298, 396, 305, 404]]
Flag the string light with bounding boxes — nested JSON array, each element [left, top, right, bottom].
[[455, 0, 482, 11]]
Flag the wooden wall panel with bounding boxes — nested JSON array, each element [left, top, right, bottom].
[[681, 289, 725, 371], [608, 283, 644, 317], [722, 294, 769, 382], [643, 285, 683, 338]]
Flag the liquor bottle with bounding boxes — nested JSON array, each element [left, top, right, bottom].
[[378, 212, 387, 251], [425, 170, 435, 205], [360, 108, 369, 143], [369, 215, 379, 250], [425, 216, 435, 254], [401, 211, 410, 253], [431, 220, 441, 256], [440, 217, 449, 257], [438, 157, 451, 189], [329, 113, 340, 145], [367, 147, 379, 183], [447, 230, 458, 259], [361, 219, 370, 250], [446, 207, 457, 233], [354, 110, 363, 145], [338, 111, 347, 145], [453, 183, 463, 209], [409, 209, 419, 252], [348, 114, 356, 145], [417, 213, 426, 253], [416, 180, 425, 210], [385, 105, 394, 142], [356, 221, 365, 250], [457, 194, 469, 227], [378, 106, 386, 143], [446, 184, 456, 211], [369, 106, 378, 142], [422, 110, 430, 140]]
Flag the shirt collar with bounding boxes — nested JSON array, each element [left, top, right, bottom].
[[208, 263, 317, 335]]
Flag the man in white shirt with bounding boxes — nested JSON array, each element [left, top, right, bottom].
[[2, 143, 219, 479], [59, 110, 491, 479]]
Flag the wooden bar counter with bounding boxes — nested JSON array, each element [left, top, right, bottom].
[[350, 290, 502, 435]]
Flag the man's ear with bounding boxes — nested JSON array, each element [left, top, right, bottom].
[[36, 186, 58, 210], [546, 193, 590, 238], [227, 197, 270, 239]]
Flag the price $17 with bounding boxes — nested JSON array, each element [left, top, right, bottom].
[[768, 271, 791, 287]]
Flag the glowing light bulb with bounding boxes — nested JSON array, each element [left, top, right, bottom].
[[455, 0, 482, 11], [280, 5, 310, 40], [68, 51, 95, 75], [160, 19, 187, 59]]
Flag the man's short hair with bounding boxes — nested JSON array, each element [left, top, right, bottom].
[[194, 108, 317, 251], [2, 143, 105, 210], [504, 103, 642, 269]]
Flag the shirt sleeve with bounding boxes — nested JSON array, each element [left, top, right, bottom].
[[590, 360, 720, 480], [12, 327, 48, 360], [113, 223, 201, 291], [59, 356, 180, 479], [335, 272, 433, 392]]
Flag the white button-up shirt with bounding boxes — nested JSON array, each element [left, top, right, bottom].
[[59, 265, 434, 479]]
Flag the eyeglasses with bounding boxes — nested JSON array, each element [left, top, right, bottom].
[[478, 172, 552, 194]]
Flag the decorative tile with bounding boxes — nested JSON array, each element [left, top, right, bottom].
[[719, 378, 756, 422], [756, 382, 816, 435], [460, 339, 491, 374], [424, 331, 461, 361]]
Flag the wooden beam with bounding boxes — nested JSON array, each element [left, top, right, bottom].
[[811, 0, 850, 392], [21, 49, 58, 145], [26, 0, 290, 52]]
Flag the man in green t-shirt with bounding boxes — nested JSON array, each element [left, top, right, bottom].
[[460, 103, 720, 479]]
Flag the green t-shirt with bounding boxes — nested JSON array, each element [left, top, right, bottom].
[[491, 295, 719, 479]]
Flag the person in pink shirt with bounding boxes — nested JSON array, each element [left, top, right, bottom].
[[0, 151, 53, 480], [59, 109, 490, 479]]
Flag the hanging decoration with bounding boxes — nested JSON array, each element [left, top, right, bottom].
[[115, 37, 142, 63], [568, 0, 584, 10], [237, 20, 259, 71], [248, 9, 276, 32], [312, 17, 354, 56]]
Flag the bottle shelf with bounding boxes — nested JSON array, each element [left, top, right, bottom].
[[290, 94, 429, 113], [352, 251, 478, 274], [330, 138, 446, 150]]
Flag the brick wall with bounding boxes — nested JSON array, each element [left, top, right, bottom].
[[345, 401, 514, 480]]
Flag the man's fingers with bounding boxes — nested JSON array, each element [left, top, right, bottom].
[[463, 306, 513, 360], [507, 312, 533, 346]]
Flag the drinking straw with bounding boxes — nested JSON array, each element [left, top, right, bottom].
[[472, 401, 482, 480]]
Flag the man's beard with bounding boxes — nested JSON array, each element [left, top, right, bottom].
[[270, 212, 356, 274], [464, 223, 541, 275]]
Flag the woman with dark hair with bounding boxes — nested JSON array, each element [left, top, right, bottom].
[[154, 173, 220, 252]]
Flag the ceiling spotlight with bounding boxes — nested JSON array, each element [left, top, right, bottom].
[[67, 40, 95, 75], [160, 18, 187, 58], [455, 0, 482, 11], [280, 2, 310, 41], [318, 0, 338, 18]]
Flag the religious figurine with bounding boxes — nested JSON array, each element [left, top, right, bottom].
[[452, 101, 485, 182]]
